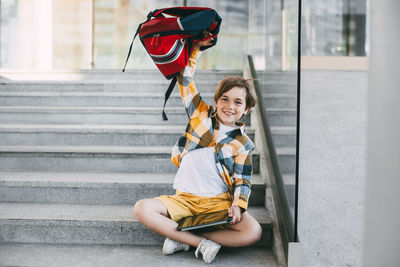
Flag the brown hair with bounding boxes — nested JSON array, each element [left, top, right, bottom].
[[214, 76, 257, 109]]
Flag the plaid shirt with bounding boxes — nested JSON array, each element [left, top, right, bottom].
[[171, 48, 255, 210]]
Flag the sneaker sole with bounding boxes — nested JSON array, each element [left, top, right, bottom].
[[203, 246, 221, 264]]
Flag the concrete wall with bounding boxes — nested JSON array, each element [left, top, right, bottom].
[[299, 70, 367, 267], [363, 1, 400, 266]]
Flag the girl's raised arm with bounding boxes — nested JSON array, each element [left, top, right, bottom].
[[176, 35, 214, 119]]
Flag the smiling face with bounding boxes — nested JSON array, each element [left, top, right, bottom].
[[215, 86, 249, 126]]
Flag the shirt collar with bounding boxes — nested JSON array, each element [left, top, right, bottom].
[[211, 106, 245, 135], [236, 121, 245, 135]]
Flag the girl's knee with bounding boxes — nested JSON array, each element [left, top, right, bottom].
[[133, 198, 167, 221], [133, 199, 153, 220], [244, 215, 262, 245], [251, 221, 262, 243], [133, 199, 146, 220]]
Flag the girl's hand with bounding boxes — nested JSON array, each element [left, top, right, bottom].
[[194, 31, 214, 50], [228, 205, 242, 224]]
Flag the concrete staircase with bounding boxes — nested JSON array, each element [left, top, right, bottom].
[[257, 71, 297, 215], [0, 70, 279, 266]]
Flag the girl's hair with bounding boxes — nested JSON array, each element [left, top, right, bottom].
[[214, 76, 257, 109]]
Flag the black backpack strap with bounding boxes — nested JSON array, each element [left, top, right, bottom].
[[122, 25, 141, 72], [122, 10, 156, 72], [162, 76, 177, 121]]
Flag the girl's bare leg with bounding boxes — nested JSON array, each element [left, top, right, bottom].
[[133, 198, 203, 247], [201, 212, 262, 247]]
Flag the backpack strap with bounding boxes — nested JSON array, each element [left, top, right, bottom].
[[122, 11, 156, 72], [151, 8, 170, 17], [162, 76, 177, 121], [121, 27, 139, 72]]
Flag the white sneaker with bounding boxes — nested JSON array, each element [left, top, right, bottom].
[[195, 239, 221, 264], [162, 237, 190, 255]]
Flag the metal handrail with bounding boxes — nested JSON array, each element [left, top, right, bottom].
[[247, 55, 296, 259]]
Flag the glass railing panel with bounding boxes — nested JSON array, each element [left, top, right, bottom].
[[248, 0, 300, 251], [301, 0, 367, 57]]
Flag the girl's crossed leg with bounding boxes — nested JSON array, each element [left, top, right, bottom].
[[133, 198, 262, 248]]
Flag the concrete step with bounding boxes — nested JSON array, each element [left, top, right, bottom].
[[0, 171, 266, 206], [0, 106, 188, 125], [0, 106, 251, 125], [256, 71, 297, 94], [282, 173, 295, 186], [260, 82, 297, 94], [0, 243, 279, 267], [0, 80, 222, 93], [275, 147, 296, 175], [0, 70, 243, 82], [282, 174, 296, 210], [262, 93, 297, 109], [265, 108, 296, 127], [0, 91, 215, 107], [0, 145, 260, 174], [270, 126, 296, 148], [0, 203, 273, 247], [256, 70, 297, 80], [0, 124, 254, 147]]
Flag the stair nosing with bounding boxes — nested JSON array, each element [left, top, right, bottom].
[[0, 92, 215, 97], [270, 126, 296, 132], [0, 145, 261, 156], [265, 108, 297, 112], [0, 171, 264, 188], [275, 147, 296, 155], [262, 93, 297, 98], [0, 80, 221, 85], [0, 202, 271, 225], [0, 106, 184, 112], [0, 124, 255, 134], [0, 145, 173, 154]]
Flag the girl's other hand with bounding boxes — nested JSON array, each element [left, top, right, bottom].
[[228, 205, 242, 224]]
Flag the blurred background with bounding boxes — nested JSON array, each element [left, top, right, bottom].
[[0, 1, 371, 266], [0, 0, 367, 71], [1, 1, 399, 267]]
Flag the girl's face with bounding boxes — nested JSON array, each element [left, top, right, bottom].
[[215, 86, 249, 126]]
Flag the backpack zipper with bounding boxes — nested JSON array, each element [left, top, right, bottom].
[[142, 30, 189, 40], [150, 33, 160, 46]]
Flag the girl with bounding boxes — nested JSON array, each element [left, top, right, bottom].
[[134, 35, 261, 264]]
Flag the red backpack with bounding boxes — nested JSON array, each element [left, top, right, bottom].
[[122, 7, 222, 120]]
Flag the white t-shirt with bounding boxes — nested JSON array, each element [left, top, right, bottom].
[[173, 122, 237, 196]]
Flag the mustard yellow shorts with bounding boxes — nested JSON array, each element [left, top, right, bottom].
[[157, 190, 232, 222]]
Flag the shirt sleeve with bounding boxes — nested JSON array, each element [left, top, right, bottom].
[[176, 47, 209, 119], [230, 141, 255, 211]]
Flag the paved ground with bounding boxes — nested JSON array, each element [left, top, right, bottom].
[[0, 243, 278, 267], [298, 70, 367, 267]]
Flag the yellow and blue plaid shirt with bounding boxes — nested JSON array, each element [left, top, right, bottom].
[[171, 48, 255, 210]]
